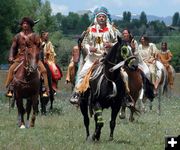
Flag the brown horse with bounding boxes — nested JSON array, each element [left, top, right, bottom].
[[118, 63, 155, 121], [119, 67, 143, 122], [13, 46, 40, 128]]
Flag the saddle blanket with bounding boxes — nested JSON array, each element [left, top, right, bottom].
[[48, 62, 62, 81]]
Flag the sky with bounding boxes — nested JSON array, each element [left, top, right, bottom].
[[49, 0, 180, 17]]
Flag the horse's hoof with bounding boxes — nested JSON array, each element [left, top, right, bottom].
[[129, 117, 135, 122], [157, 110, 161, 115], [109, 136, 113, 141], [26, 124, 30, 128], [91, 134, 96, 141], [119, 113, 126, 119], [149, 106, 152, 110], [86, 136, 93, 142], [20, 125, 25, 129], [91, 134, 100, 141], [30, 124, 34, 127]]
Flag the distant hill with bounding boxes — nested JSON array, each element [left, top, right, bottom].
[[76, 10, 172, 25], [112, 14, 172, 25]]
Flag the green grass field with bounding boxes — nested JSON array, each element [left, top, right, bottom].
[[0, 71, 180, 150], [0, 92, 180, 150]]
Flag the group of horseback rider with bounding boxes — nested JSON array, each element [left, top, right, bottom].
[[5, 17, 61, 98], [66, 7, 174, 105], [5, 7, 174, 105]]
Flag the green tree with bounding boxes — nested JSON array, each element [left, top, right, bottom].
[[0, 0, 19, 63], [140, 11, 147, 25], [55, 12, 63, 31], [61, 12, 80, 35], [77, 14, 91, 33], [123, 11, 131, 23], [172, 12, 179, 26]]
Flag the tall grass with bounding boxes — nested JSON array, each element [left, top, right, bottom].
[[0, 92, 179, 150]]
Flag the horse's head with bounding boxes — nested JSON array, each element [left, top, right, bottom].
[[105, 37, 133, 64], [25, 46, 39, 73], [105, 36, 138, 72]]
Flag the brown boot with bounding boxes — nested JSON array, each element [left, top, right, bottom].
[[42, 89, 49, 97], [6, 90, 13, 98]]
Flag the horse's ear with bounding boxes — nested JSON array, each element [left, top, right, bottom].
[[117, 36, 122, 44], [34, 19, 40, 24]]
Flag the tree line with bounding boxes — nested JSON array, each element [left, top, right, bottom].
[[0, 0, 180, 71]]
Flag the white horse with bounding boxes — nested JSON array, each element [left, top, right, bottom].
[[138, 60, 167, 115]]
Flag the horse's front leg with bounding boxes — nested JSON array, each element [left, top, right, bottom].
[[30, 95, 38, 127], [109, 104, 121, 141], [80, 98, 90, 140], [49, 91, 54, 111], [119, 106, 126, 119], [92, 102, 104, 141], [25, 98, 32, 128], [16, 96, 25, 128], [157, 88, 162, 115], [40, 97, 48, 115]]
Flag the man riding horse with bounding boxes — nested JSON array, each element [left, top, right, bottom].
[[40, 31, 62, 93], [5, 17, 49, 98], [69, 6, 122, 104]]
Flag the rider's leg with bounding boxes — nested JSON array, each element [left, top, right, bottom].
[[120, 68, 130, 93], [70, 60, 93, 104], [66, 61, 74, 84], [120, 68, 136, 107], [5, 62, 19, 97], [38, 61, 49, 97], [167, 65, 173, 89]]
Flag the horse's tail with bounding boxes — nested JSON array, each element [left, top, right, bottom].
[[162, 71, 168, 94], [140, 71, 155, 100], [162, 68, 168, 94]]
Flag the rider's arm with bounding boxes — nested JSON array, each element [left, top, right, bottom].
[[166, 51, 173, 62], [82, 31, 95, 55], [9, 35, 18, 63]]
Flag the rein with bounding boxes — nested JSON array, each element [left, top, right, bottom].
[[14, 47, 38, 85]]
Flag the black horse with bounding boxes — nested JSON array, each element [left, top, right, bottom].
[[39, 63, 54, 115], [79, 37, 137, 141], [39, 63, 62, 115]]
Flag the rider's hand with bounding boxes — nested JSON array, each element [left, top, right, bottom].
[[130, 39, 135, 49], [89, 47, 97, 52], [8, 57, 14, 64], [104, 42, 112, 48]]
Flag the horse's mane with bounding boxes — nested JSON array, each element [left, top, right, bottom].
[[105, 41, 119, 62]]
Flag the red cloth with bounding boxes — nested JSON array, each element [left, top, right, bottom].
[[91, 27, 109, 33], [48, 63, 63, 81]]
